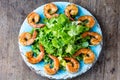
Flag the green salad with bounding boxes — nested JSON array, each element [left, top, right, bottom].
[[31, 14, 90, 70]]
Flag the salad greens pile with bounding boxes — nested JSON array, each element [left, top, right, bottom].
[[31, 14, 91, 69]]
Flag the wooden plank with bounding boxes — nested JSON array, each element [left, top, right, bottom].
[[5, 0, 23, 80], [117, 1, 120, 80], [102, 0, 118, 80], [0, 0, 9, 80], [117, 20, 120, 80]]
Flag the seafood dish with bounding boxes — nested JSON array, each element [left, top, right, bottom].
[[19, 2, 102, 79]]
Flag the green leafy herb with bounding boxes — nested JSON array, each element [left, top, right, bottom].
[[31, 14, 91, 70]]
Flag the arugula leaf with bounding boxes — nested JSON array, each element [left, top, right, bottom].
[[31, 14, 91, 70]]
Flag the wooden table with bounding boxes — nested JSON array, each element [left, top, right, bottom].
[[0, 0, 119, 80]]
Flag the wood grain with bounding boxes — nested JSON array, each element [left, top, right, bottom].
[[0, 0, 119, 80]]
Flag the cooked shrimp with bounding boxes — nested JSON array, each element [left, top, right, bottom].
[[44, 3, 59, 19], [65, 4, 78, 20], [25, 44, 45, 64], [19, 30, 37, 46], [64, 57, 80, 73], [27, 12, 45, 28], [44, 55, 60, 75], [82, 32, 102, 45], [78, 15, 95, 28], [74, 48, 95, 64]]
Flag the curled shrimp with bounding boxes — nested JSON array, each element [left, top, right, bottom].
[[27, 12, 45, 28], [64, 57, 80, 73], [65, 4, 78, 20], [44, 55, 60, 75], [44, 3, 59, 19], [19, 30, 37, 46], [25, 44, 45, 64], [82, 32, 102, 45], [74, 48, 95, 64], [78, 15, 95, 28]]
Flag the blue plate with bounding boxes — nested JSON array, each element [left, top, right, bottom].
[[18, 2, 103, 79]]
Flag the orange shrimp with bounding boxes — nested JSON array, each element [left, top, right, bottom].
[[65, 4, 78, 20], [27, 12, 45, 28], [82, 32, 102, 45], [44, 3, 59, 19], [74, 48, 95, 64], [25, 44, 45, 64], [19, 30, 37, 46], [64, 57, 80, 73], [44, 55, 60, 75], [78, 15, 95, 28]]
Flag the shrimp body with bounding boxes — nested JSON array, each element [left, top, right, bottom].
[[44, 3, 58, 19], [65, 4, 78, 20], [64, 57, 80, 73], [74, 48, 95, 64], [78, 15, 95, 28], [19, 30, 37, 46], [44, 55, 60, 75], [27, 12, 45, 28], [82, 32, 102, 45], [25, 44, 45, 64]]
